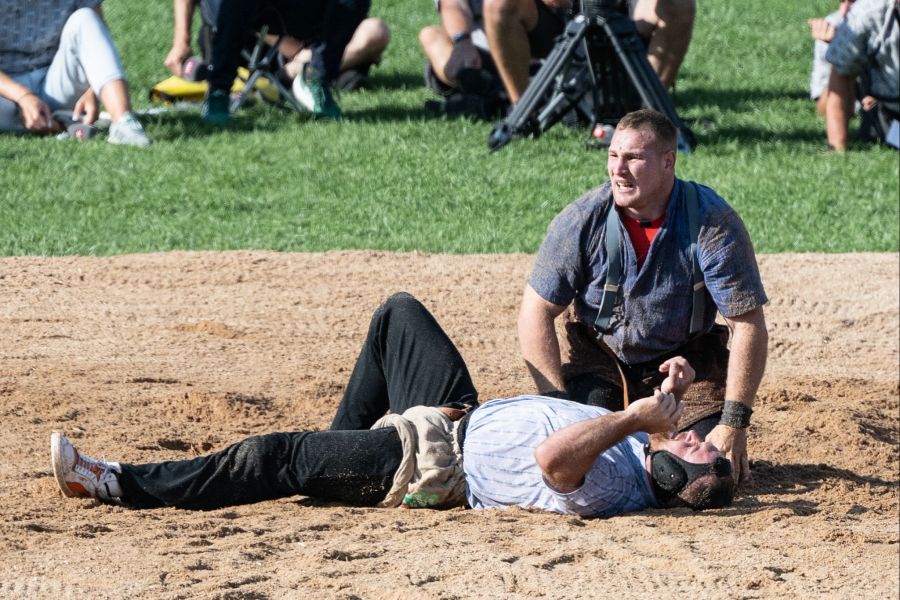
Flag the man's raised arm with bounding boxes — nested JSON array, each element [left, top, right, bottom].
[[535, 388, 684, 492], [518, 284, 568, 395]]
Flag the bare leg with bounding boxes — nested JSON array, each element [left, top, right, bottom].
[[816, 92, 829, 117], [419, 25, 455, 85], [342, 18, 390, 70], [281, 18, 390, 80], [483, 0, 539, 103], [631, 0, 696, 88], [98, 79, 131, 122]]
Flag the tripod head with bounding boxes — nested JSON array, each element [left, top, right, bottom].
[[577, 0, 628, 19]]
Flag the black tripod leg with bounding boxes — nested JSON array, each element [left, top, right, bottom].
[[598, 14, 695, 151], [488, 15, 591, 151]]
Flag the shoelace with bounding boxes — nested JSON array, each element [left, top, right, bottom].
[[73, 451, 116, 498]]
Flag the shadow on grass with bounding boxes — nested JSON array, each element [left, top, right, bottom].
[[677, 86, 809, 109], [697, 124, 825, 145], [348, 102, 500, 126], [367, 70, 426, 91], [141, 104, 315, 141], [677, 86, 822, 146]]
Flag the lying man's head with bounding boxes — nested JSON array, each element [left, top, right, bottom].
[[646, 430, 735, 510]]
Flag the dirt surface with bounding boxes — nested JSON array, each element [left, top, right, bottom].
[[1, 251, 897, 599]]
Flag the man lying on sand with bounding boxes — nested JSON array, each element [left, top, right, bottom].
[[51, 293, 734, 517]]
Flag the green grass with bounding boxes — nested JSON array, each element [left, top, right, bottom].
[[0, 0, 897, 255]]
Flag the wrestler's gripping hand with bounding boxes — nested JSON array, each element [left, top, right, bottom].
[[625, 389, 683, 434], [658, 356, 695, 400]]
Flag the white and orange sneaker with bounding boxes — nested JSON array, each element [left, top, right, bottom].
[[50, 433, 122, 501]]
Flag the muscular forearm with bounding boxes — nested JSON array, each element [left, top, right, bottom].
[[825, 70, 855, 151], [724, 307, 768, 407], [518, 286, 568, 393], [520, 316, 566, 392], [536, 390, 682, 491], [172, 0, 194, 47], [535, 411, 640, 492]]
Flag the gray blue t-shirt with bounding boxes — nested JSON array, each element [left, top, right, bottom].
[[464, 396, 656, 518], [529, 178, 768, 365], [0, 0, 101, 74]]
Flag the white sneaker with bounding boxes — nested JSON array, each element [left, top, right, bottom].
[[108, 113, 152, 147], [50, 433, 122, 501]]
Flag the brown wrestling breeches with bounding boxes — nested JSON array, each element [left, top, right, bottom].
[[560, 309, 729, 430]]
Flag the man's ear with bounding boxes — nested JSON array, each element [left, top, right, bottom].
[[665, 149, 676, 171]]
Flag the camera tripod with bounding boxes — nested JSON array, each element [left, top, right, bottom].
[[487, 4, 695, 152]]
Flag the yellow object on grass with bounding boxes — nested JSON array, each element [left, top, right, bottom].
[[148, 68, 281, 105]]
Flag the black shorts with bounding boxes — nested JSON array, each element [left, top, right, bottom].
[[528, 0, 567, 58]]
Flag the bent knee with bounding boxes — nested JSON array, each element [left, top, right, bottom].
[[484, 0, 533, 22], [360, 18, 391, 48], [380, 292, 422, 314], [654, 0, 696, 25], [419, 25, 445, 50], [63, 6, 103, 34]]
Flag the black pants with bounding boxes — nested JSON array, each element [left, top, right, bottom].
[[118, 293, 478, 509], [206, 0, 370, 90]]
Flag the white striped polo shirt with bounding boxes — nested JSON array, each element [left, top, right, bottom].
[[463, 396, 657, 517]]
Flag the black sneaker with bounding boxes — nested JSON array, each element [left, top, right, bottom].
[[335, 67, 370, 92]]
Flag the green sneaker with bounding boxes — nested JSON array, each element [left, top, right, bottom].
[[201, 88, 231, 125], [292, 74, 342, 121]]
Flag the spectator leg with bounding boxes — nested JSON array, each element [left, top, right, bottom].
[[43, 7, 130, 119], [341, 18, 390, 71], [419, 25, 455, 85], [308, 0, 371, 83], [483, 0, 539, 103], [630, 0, 696, 88]]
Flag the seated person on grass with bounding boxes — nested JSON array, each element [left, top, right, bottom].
[[0, 0, 151, 146], [807, 0, 856, 116], [180, 0, 383, 123], [165, 0, 389, 95], [822, 0, 899, 151], [480, 0, 696, 106], [419, 0, 509, 117], [52, 293, 734, 517]]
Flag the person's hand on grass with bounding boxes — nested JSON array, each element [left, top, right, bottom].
[[17, 92, 55, 132], [74, 89, 99, 125]]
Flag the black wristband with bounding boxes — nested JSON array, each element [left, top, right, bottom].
[[451, 31, 471, 45], [719, 401, 753, 429]]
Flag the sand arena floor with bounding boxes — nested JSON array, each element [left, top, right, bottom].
[[0, 251, 897, 599]]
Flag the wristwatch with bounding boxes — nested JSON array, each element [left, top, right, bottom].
[[451, 31, 471, 44]]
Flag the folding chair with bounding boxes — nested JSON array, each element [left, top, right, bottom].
[[191, 1, 305, 116], [230, 24, 306, 114]]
